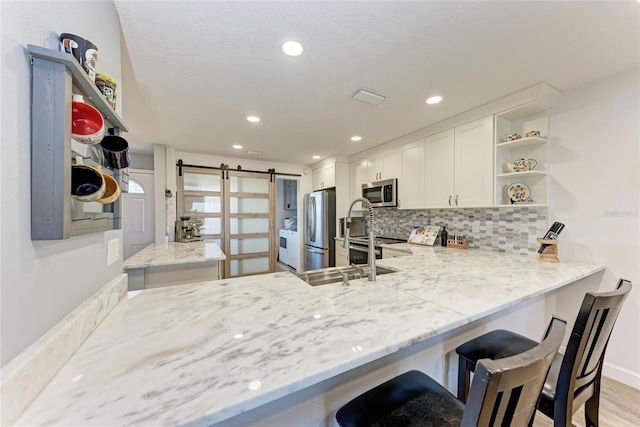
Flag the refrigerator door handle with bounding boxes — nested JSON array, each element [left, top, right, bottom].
[[307, 248, 325, 254], [311, 197, 316, 242]]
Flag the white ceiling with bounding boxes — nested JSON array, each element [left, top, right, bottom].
[[115, 1, 640, 165]]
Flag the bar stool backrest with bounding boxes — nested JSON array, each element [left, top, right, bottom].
[[461, 317, 566, 427], [553, 279, 632, 423]]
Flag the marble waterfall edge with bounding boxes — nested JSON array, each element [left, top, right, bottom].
[[0, 274, 128, 426]]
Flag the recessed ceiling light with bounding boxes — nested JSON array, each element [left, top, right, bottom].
[[426, 96, 443, 105], [351, 136, 362, 142], [247, 116, 260, 122], [312, 155, 321, 160], [232, 144, 243, 149], [282, 40, 303, 56]]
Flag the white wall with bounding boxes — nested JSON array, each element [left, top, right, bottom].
[[0, 1, 124, 366], [549, 67, 640, 387]]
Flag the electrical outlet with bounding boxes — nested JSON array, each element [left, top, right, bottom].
[[107, 238, 120, 266], [472, 222, 480, 233]]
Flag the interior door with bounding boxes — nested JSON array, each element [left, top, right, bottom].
[[224, 170, 276, 277], [122, 170, 155, 259]]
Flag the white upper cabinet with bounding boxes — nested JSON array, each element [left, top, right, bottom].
[[360, 150, 398, 183], [379, 150, 398, 181], [424, 116, 494, 208], [425, 129, 455, 208], [312, 162, 335, 190], [397, 139, 426, 210], [454, 115, 494, 207]]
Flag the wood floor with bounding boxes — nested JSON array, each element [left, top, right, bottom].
[[533, 377, 640, 427]]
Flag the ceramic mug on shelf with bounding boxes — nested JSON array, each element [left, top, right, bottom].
[[100, 135, 131, 169], [59, 33, 98, 82]]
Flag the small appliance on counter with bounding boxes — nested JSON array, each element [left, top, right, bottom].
[[175, 216, 203, 242]]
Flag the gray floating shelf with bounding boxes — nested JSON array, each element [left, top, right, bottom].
[[28, 44, 129, 240], [27, 44, 128, 131]]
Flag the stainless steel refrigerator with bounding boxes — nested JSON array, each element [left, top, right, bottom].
[[304, 189, 336, 270]]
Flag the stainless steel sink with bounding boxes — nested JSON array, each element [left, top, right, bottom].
[[297, 265, 396, 286]]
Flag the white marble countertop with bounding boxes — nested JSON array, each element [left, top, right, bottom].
[[122, 241, 226, 270], [17, 247, 604, 426]]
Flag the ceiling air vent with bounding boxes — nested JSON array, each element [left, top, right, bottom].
[[352, 89, 386, 106]]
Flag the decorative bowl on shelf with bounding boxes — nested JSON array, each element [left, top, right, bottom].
[[71, 101, 105, 145], [71, 164, 105, 202], [503, 158, 537, 173], [96, 167, 121, 204], [504, 132, 521, 141]]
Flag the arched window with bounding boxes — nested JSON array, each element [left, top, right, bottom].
[[128, 179, 145, 194]]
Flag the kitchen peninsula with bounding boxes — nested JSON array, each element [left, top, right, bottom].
[[123, 241, 225, 290], [17, 246, 604, 426]]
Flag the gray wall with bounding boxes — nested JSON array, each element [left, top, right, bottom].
[[0, 1, 124, 366], [130, 152, 154, 171]]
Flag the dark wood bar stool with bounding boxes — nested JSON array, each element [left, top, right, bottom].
[[335, 317, 566, 427], [455, 279, 632, 427]]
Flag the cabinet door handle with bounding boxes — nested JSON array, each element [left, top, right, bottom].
[[455, 195, 459, 206], [398, 199, 401, 208], [448, 196, 452, 206]]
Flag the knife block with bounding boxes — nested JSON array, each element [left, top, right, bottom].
[[537, 238, 559, 263]]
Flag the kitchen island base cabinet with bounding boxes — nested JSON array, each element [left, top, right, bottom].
[[123, 241, 226, 290], [217, 273, 602, 426], [127, 262, 220, 291]]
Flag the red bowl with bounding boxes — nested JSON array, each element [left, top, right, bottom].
[[71, 101, 104, 143]]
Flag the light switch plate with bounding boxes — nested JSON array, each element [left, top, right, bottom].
[[472, 222, 480, 233], [107, 238, 120, 266]]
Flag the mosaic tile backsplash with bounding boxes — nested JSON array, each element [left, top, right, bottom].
[[373, 207, 548, 255]]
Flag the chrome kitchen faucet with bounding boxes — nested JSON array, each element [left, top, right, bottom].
[[343, 197, 376, 283]]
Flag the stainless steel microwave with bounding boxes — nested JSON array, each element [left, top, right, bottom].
[[362, 178, 397, 208]]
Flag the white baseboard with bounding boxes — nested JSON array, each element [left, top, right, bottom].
[[0, 274, 127, 426], [603, 361, 640, 390]]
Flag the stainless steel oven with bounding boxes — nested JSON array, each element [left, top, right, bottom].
[[348, 239, 382, 265], [362, 178, 397, 208]]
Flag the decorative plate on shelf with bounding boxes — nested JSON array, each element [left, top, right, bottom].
[[507, 182, 531, 204]]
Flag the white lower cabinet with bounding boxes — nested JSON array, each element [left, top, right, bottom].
[[288, 231, 300, 271], [397, 139, 426, 210], [335, 239, 349, 266]]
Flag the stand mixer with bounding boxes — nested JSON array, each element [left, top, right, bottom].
[[175, 216, 203, 242]]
